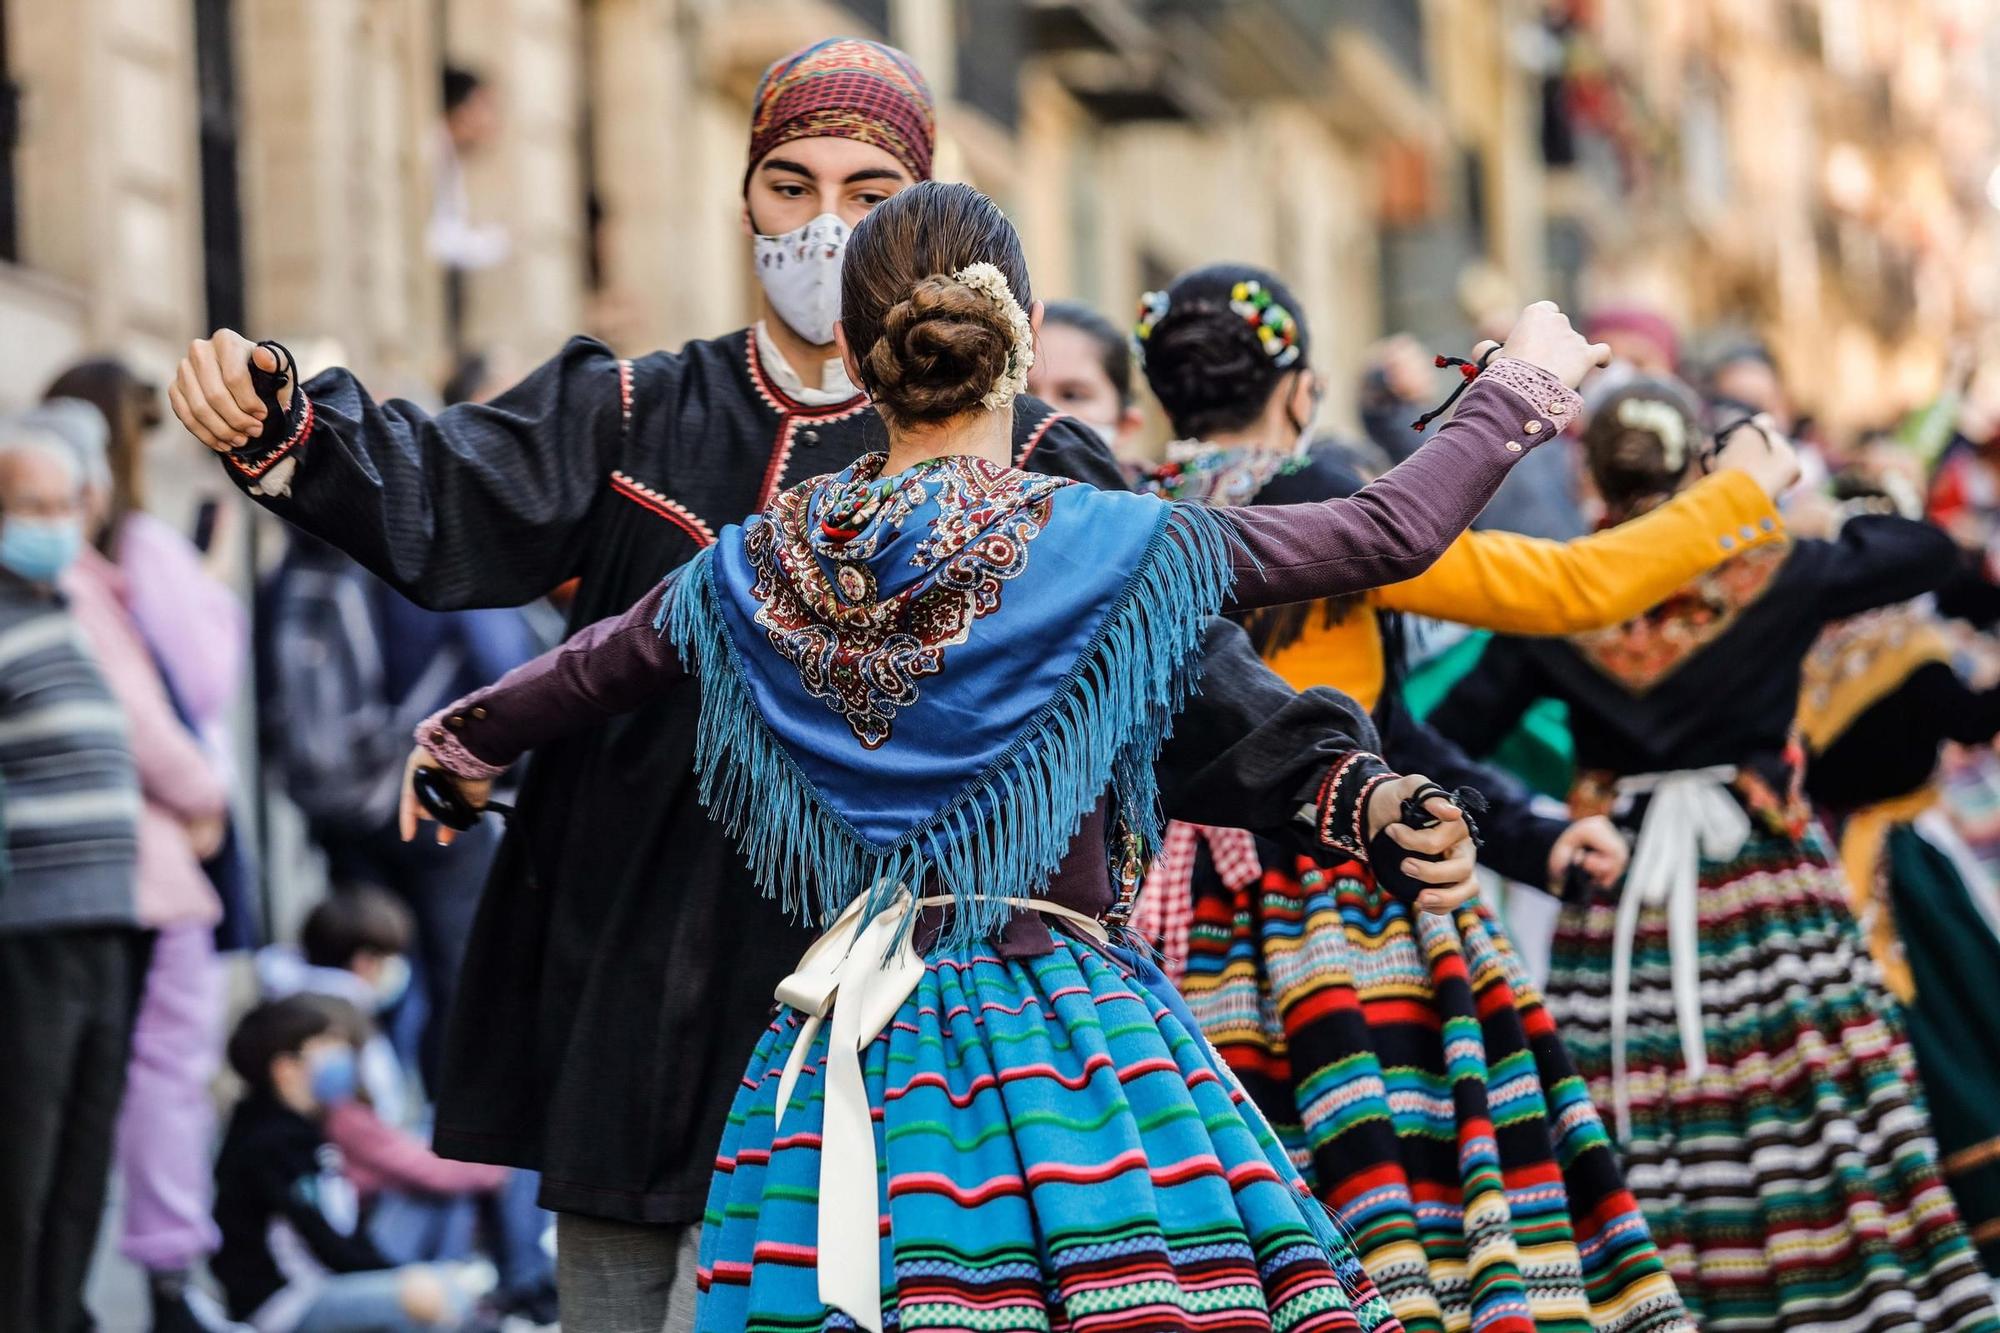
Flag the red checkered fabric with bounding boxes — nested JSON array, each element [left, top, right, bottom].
[[745, 38, 935, 187], [1133, 821, 1264, 983]]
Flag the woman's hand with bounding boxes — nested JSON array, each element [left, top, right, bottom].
[[398, 748, 490, 847], [168, 330, 290, 452], [1713, 413, 1801, 499], [1365, 773, 1481, 914], [1547, 815, 1627, 892], [1478, 301, 1611, 389]]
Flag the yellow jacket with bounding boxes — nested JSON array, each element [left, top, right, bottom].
[[1262, 470, 1787, 709]]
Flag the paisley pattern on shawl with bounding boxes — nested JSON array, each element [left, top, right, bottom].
[[1570, 539, 1791, 694], [659, 452, 1242, 946], [744, 455, 1063, 748]]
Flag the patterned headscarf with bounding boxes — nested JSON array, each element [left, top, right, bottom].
[[744, 38, 935, 189]]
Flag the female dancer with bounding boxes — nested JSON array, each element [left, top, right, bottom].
[[1430, 378, 1997, 1330], [1794, 473, 2000, 1273], [1126, 263, 1795, 1332], [400, 181, 1606, 1333]]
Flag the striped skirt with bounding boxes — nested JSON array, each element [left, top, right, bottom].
[[1545, 827, 1999, 1331], [695, 931, 1401, 1332], [1178, 848, 1688, 1333]]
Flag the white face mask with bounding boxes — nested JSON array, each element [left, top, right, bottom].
[[1077, 418, 1119, 448], [753, 212, 848, 347]]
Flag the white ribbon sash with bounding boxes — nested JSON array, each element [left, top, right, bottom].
[[1608, 767, 1748, 1143], [770, 887, 1109, 1333]]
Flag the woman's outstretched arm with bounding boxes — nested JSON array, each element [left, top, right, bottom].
[[401, 578, 685, 835], [1211, 304, 1603, 612]]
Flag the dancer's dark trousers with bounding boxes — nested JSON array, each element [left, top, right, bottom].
[[557, 1212, 699, 1333], [0, 926, 150, 1333]]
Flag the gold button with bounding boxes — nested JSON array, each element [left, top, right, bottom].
[[1525, 421, 1543, 434], [446, 715, 464, 731], [1505, 440, 1523, 452], [471, 706, 488, 721], [430, 728, 446, 743]]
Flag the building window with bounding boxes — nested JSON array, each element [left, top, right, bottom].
[[194, 0, 245, 330], [0, 0, 18, 264], [955, 0, 1022, 131]]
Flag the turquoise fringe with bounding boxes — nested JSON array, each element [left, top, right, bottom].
[[659, 501, 1247, 952]]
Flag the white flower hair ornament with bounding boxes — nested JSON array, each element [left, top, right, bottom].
[[951, 262, 1036, 412], [1615, 395, 1689, 473]]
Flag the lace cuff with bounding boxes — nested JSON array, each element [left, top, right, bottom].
[[415, 706, 509, 781], [1478, 358, 1582, 435]]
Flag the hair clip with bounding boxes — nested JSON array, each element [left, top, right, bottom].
[[1228, 281, 1301, 368], [1132, 289, 1172, 362]]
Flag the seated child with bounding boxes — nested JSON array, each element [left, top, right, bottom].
[[256, 886, 415, 1123], [210, 995, 476, 1333], [261, 888, 558, 1322]]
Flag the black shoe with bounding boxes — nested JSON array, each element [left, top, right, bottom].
[[498, 1281, 560, 1326]]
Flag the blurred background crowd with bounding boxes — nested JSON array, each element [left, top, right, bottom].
[[9, 0, 2000, 1329]]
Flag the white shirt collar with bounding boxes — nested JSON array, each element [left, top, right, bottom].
[[754, 320, 859, 407]]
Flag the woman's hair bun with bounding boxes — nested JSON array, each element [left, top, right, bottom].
[[840, 181, 1034, 424], [862, 276, 1013, 423], [1138, 262, 1312, 440], [1142, 302, 1280, 439], [1580, 376, 1705, 515]]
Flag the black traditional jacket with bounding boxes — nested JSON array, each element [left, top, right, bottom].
[[225, 329, 1384, 1224]]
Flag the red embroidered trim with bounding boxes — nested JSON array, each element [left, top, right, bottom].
[[758, 422, 800, 511], [610, 471, 716, 546], [1312, 751, 1389, 861], [743, 332, 869, 420], [617, 359, 634, 431], [1015, 409, 1067, 465], [1352, 772, 1393, 862], [225, 392, 315, 480]]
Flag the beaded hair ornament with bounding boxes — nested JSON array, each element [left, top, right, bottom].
[[952, 262, 1035, 412], [1130, 282, 1303, 371]]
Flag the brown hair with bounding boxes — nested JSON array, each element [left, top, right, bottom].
[[839, 181, 1030, 425], [43, 358, 157, 552], [302, 885, 415, 969], [1581, 376, 1706, 521]]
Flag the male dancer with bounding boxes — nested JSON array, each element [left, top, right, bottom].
[[172, 38, 1385, 1330]]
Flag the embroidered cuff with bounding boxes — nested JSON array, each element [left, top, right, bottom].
[[416, 705, 509, 781], [224, 390, 315, 487], [1480, 359, 1582, 437], [1310, 751, 1396, 863]]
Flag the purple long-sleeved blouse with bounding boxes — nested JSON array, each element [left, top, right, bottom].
[[419, 363, 1578, 941]]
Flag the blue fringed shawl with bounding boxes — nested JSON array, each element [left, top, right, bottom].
[[659, 453, 1240, 948]]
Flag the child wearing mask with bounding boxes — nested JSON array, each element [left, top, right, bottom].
[[211, 995, 476, 1332], [257, 890, 557, 1322]]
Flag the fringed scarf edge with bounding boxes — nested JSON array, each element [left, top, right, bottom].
[[657, 500, 1244, 952]]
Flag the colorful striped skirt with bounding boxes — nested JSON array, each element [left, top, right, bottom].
[[695, 931, 1401, 1332], [1177, 847, 1688, 1333], [1545, 826, 2000, 1331]]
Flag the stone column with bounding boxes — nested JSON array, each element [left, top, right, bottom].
[[9, 0, 205, 383], [446, 0, 586, 367], [237, 0, 442, 392]]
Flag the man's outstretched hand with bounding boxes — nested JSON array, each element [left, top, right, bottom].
[[169, 329, 291, 453]]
